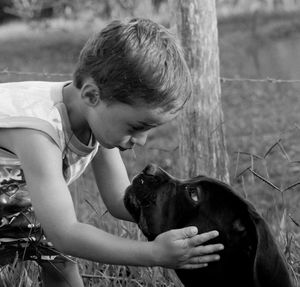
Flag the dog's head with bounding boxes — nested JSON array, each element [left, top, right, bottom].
[[124, 163, 293, 287]]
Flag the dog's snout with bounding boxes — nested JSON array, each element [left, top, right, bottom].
[[143, 164, 158, 176]]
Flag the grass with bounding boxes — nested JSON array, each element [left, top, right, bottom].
[[0, 13, 299, 286]]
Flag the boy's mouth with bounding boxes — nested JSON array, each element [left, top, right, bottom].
[[118, 146, 130, 151], [118, 145, 134, 151]]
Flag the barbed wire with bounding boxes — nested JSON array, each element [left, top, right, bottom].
[[0, 69, 72, 78], [2, 69, 300, 84], [220, 76, 300, 84]]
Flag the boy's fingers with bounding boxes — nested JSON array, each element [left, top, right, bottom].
[[172, 226, 198, 239], [180, 263, 208, 269], [189, 230, 220, 246], [190, 244, 224, 257], [188, 254, 221, 264], [179, 250, 222, 270]]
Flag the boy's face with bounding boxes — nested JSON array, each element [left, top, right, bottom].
[[88, 101, 178, 151]]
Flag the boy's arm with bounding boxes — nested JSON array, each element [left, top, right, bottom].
[[1, 129, 223, 268], [2, 128, 151, 264], [91, 147, 133, 221]]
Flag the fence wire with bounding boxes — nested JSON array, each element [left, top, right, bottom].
[[3, 69, 300, 84]]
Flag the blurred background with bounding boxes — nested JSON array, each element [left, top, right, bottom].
[[0, 0, 300, 286]]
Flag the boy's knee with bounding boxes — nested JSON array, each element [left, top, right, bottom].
[[41, 259, 78, 275], [40, 260, 83, 287]]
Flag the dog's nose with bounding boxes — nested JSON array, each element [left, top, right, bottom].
[[143, 164, 158, 176]]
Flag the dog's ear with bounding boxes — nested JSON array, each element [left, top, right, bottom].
[[251, 214, 293, 287]]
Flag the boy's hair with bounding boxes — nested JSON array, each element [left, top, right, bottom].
[[73, 18, 192, 112]]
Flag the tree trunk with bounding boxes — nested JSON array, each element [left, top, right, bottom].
[[173, 0, 230, 183]]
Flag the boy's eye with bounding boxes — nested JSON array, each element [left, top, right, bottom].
[[131, 126, 144, 131], [130, 125, 151, 132]]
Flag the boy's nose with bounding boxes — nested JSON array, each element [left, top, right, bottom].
[[131, 132, 148, 146]]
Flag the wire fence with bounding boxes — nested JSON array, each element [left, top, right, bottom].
[[3, 68, 300, 83]]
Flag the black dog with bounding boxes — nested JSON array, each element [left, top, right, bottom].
[[124, 164, 293, 287]]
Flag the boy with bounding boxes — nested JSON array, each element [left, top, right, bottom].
[[0, 18, 224, 286]]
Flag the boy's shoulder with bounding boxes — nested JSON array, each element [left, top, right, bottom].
[[0, 81, 70, 117], [0, 81, 70, 151]]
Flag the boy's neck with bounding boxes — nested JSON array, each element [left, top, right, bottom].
[[62, 82, 91, 145]]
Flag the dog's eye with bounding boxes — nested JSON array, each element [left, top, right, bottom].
[[185, 186, 201, 203], [132, 175, 145, 186]]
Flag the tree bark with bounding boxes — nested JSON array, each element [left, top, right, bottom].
[[173, 0, 230, 183]]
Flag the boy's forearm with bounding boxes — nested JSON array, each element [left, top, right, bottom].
[[108, 195, 134, 222], [91, 148, 133, 221], [59, 221, 157, 266]]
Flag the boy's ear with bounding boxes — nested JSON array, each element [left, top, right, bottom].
[[81, 82, 101, 107]]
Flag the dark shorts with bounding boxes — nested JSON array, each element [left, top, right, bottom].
[[0, 192, 72, 266]]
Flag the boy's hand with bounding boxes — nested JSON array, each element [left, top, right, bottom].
[[151, 227, 224, 269]]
